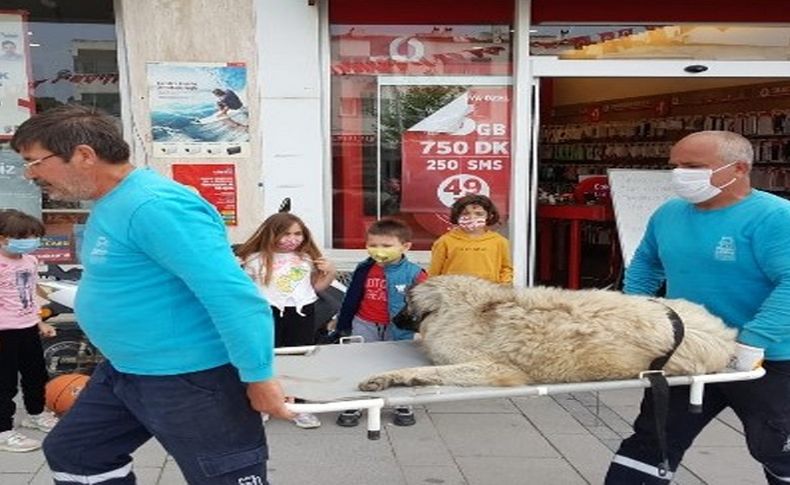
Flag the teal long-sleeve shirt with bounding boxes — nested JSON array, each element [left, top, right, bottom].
[[75, 168, 274, 381], [625, 190, 790, 360]]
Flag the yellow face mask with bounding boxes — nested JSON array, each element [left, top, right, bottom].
[[367, 247, 402, 264]]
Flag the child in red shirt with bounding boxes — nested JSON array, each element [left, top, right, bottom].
[[335, 219, 426, 427]]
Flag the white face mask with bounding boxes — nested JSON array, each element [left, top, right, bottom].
[[671, 162, 737, 204]]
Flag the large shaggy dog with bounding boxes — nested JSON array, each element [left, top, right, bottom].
[[359, 275, 737, 391]]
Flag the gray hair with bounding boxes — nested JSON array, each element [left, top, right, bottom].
[[683, 130, 753, 166], [11, 104, 129, 164]]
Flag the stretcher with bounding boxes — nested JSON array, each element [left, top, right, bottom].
[[278, 340, 765, 440]]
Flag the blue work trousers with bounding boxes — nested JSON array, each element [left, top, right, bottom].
[[606, 361, 790, 485], [44, 361, 268, 485]]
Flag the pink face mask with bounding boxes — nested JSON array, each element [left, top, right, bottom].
[[457, 215, 487, 232], [276, 236, 303, 251]]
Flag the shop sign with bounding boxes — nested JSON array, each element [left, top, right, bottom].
[[400, 87, 510, 235], [331, 133, 375, 145], [172, 164, 238, 226], [331, 27, 511, 76], [0, 11, 34, 139], [34, 235, 71, 263], [32, 70, 119, 88]]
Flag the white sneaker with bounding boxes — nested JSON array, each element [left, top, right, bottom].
[[293, 413, 321, 429], [0, 430, 42, 452], [21, 411, 59, 433]]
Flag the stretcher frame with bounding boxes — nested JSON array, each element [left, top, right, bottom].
[[40, 282, 765, 440], [277, 341, 765, 440]]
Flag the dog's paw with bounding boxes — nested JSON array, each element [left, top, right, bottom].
[[358, 375, 392, 392]]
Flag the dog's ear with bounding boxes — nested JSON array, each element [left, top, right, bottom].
[[408, 279, 444, 321], [392, 305, 420, 332], [391, 283, 429, 332]]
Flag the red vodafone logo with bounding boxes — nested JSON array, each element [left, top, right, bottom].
[[389, 37, 425, 62]]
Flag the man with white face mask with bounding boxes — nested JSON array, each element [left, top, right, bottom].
[[606, 131, 790, 484]]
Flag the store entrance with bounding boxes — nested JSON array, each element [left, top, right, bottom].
[[531, 75, 790, 289]]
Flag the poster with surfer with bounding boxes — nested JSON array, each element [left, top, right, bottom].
[[147, 61, 249, 158]]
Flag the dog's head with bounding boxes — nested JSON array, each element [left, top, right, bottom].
[[392, 278, 446, 332], [393, 275, 483, 332]]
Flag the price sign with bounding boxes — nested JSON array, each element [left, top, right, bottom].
[[436, 174, 490, 207], [401, 86, 511, 235]]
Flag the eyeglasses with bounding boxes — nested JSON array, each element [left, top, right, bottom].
[[23, 153, 59, 170]]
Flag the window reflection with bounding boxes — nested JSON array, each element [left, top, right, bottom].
[[0, 1, 118, 264], [330, 24, 513, 249], [531, 25, 790, 60]]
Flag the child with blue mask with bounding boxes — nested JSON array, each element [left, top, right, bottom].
[[3, 237, 41, 254], [0, 209, 59, 453]]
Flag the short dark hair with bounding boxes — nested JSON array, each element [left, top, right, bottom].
[[449, 194, 501, 225], [0, 209, 45, 238], [11, 105, 130, 164], [367, 218, 413, 244]]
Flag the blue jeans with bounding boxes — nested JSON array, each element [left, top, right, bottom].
[[44, 361, 268, 485]]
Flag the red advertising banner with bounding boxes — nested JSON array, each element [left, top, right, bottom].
[[172, 164, 238, 225], [400, 87, 511, 235]]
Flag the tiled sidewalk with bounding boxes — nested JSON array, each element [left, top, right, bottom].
[[1, 389, 761, 484]]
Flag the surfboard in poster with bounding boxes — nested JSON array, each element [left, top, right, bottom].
[[147, 61, 249, 158]]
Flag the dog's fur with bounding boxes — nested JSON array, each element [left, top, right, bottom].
[[358, 275, 737, 391]]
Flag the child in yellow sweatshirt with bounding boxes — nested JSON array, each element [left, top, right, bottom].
[[428, 194, 513, 284]]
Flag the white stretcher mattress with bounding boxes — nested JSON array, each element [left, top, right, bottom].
[[276, 340, 764, 408]]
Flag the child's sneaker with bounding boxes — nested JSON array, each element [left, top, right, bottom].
[[0, 430, 41, 452], [21, 411, 59, 433], [336, 410, 361, 427], [293, 413, 321, 429], [393, 406, 416, 427]]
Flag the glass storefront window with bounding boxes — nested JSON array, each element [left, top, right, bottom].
[[0, 1, 118, 264], [330, 24, 513, 249], [531, 24, 790, 60]]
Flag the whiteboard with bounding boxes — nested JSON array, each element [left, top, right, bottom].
[[607, 169, 675, 268]]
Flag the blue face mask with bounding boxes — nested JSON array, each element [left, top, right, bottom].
[[3, 238, 41, 254]]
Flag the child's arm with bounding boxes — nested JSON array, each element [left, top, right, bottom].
[[38, 321, 57, 338], [499, 238, 514, 284], [240, 255, 262, 284], [311, 257, 337, 292], [428, 238, 447, 277], [336, 265, 364, 335]]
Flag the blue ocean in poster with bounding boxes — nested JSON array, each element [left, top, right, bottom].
[[150, 105, 249, 143], [148, 63, 250, 146]]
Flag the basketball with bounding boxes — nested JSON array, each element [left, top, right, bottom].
[[45, 373, 90, 416]]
